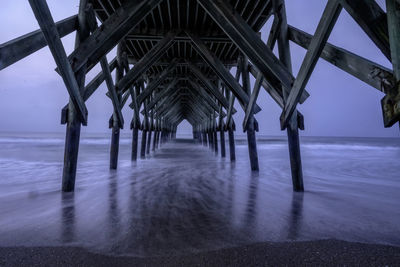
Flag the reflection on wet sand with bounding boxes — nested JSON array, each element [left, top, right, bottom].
[[2, 139, 400, 256]]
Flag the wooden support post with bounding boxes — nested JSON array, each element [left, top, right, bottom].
[[202, 131, 208, 147], [110, 125, 120, 169], [208, 130, 213, 149], [109, 43, 125, 170], [228, 126, 236, 162], [146, 130, 152, 155], [213, 130, 218, 155], [241, 56, 259, 171], [274, 0, 304, 191], [61, 0, 89, 192], [130, 84, 141, 161], [131, 127, 139, 161], [140, 129, 147, 159], [220, 128, 226, 158], [152, 120, 158, 152], [146, 102, 153, 155]]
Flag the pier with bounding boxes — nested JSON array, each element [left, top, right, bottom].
[[0, 0, 399, 193]]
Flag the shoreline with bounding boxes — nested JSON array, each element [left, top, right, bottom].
[[1, 239, 399, 266]]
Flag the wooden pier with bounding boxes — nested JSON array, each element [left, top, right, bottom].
[[1, 0, 399, 192]]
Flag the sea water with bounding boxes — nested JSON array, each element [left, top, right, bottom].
[[0, 132, 399, 257]]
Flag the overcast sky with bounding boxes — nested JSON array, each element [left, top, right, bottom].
[[0, 0, 398, 137]]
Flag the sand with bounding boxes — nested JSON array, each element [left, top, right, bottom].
[[1, 239, 400, 266]]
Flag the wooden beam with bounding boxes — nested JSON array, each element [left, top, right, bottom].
[[100, 57, 124, 128], [65, 0, 164, 73], [197, 0, 294, 90], [61, 58, 118, 124], [189, 80, 232, 115], [117, 31, 178, 94], [288, 25, 394, 92], [249, 64, 305, 130], [340, 0, 391, 61], [225, 64, 241, 129], [188, 63, 230, 110], [280, 0, 342, 129], [28, 0, 88, 124], [186, 31, 262, 113], [145, 78, 179, 110], [137, 61, 177, 104], [0, 15, 78, 70], [243, 72, 263, 130]]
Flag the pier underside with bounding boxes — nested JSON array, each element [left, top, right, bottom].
[[0, 0, 399, 192]]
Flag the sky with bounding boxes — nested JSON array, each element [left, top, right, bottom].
[[0, 0, 398, 137]]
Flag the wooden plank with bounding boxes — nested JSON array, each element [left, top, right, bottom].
[[281, 0, 342, 129], [197, 0, 295, 90], [28, 0, 87, 124], [186, 31, 262, 113], [117, 31, 178, 94], [340, 0, 391, 61], [288, 25, 394, 92], [64, 0, 164, 73], [0, 15, 78, 70]]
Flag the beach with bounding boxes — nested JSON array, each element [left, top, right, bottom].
[[0, 133, 399, 264]]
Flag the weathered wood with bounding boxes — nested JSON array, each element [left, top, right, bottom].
[[136, 60, 178, 104], [29, 0, 88, 124], [273, 0, 304, 191], [225, 65, 241, 128], [288, 26, 394, 92], [241, 56, 259, 171], [0, 15, 78, 70], [243, 71, 263, 131], [228, 125, 236, 161], [188, 80, 231, 115], [61, 58, 118, 124], [213, 130, 218, 155], [64, 0, 164, 74], [189, 63, 230, 109], [340, 0, 391, 61], [117, 31, 178, 94], [186, 31, 262, 113], [146, 79, 178, 110], [197, 0, 294, 91], [131, 127, 139, 161], [109, 43, 125, 170], [219, 122, 226, 158], [100, 57, 124, 128], [281, 0, 342, 129], [140, 130, 147, 159], [61, 0, 89, 192]]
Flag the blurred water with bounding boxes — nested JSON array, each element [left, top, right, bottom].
[[0, 132, 399, 257]]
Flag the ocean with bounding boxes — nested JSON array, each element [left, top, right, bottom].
[[0, 132, 399, 257]]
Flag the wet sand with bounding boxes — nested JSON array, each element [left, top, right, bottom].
[[1, 239, 400, 266]]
